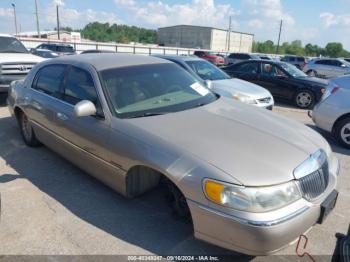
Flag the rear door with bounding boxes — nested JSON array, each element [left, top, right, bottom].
[[227, 61, 259, 82], [26, 64, 68, 134]]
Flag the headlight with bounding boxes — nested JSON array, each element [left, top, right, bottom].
[[204, 179, 301, 213], [232, 93, 257, 104]]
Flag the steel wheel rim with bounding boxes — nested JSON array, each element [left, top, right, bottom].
[[21, 114, 32, 141], [296, 92, 312, 108], [341, 123, 350, 145]]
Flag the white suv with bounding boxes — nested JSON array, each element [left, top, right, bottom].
[[303, 58, 350, 79], [0, 34, 44, 97]]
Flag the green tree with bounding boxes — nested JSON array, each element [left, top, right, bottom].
[[325, 42, 345, 58]]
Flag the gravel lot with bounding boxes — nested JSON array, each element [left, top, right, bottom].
[[0, 100, 349, 261]]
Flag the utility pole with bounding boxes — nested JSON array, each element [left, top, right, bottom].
[[276, 19, 283, 54], [226, 16, 232, 52], [11, 3, 18, 35], [35, 0, 41, 38], [56, 5, 60, 40]]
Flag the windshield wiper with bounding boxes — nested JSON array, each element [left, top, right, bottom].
[[126, 112, 170, 119]]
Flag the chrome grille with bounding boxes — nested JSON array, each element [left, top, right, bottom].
[[257, 97, 272, 103], [298, 161, 329, 201], [0, 63, 36, 75]]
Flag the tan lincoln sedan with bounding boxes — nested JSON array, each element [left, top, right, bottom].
[[7, 54, 340, 255]]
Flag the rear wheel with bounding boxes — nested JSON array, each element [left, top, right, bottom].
[[334, 117, 350, 149], [18, 112, 41, 147], [294, 90, 315, 109]]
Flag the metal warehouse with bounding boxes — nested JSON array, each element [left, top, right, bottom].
[[157, 25, 254, 52]]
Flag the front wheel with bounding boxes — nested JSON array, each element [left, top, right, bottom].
[[294, 90, 315, 109], [334, 117, 350, 149], [18, 112, 41, 147]]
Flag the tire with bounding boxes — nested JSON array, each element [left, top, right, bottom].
[[334, 117, 350, 149], [307, 70, 318, 77], [162, 178, 191, 220], [294, 90, 315, 109], [18, 111, 41, 147]]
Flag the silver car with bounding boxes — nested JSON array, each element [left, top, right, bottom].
[[304, 58, 350, 79], [312, 75, 350, 149], [7, 54, 340, 255], [155, 55, 274, 109]]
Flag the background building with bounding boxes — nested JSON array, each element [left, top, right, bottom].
[[16, 31, 81, 43], [158, 25, 254, 52]]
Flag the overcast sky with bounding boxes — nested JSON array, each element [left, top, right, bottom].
[[1, 0, 350, 49]]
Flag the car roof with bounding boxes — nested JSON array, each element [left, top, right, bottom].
[[153, 55, 205, 62], [40, 43, 72, 47], [44, 53, 173, 71], [234, 59, 288, 66]]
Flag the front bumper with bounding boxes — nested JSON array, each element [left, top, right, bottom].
[[0, 74, 26, 93], [188, 170, 338, 255]]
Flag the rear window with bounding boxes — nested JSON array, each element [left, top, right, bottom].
[[32, 65, 66, 97], [297, 57, 305, 62]]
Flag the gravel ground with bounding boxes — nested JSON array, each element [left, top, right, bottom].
[[0, 101, 349, 261]]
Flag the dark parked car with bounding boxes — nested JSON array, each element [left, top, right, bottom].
[[35, 43, 76, 56], [281, 55, 308, 70], [226, 53, 261, 65], [222, 60, 328, 108], [193, 51, 225, 66], [30, 48, 59, 59]]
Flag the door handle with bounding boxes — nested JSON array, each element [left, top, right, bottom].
[[32, 101, 42, 111], [56, 112, 68, 121]]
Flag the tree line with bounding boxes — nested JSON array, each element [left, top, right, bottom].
[[59, 22, 349, 58], [253, 40, 350, 58], [58, 22, 157, 44]]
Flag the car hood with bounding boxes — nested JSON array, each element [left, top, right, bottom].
[[295, 76, 328, 86], [128, 98, 329, 186], [210, 78, 272, 99], [0, 53, 45, 63]]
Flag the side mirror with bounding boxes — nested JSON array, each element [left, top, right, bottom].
[[205, 80, 213, 89], [74, 100, 96, 118]]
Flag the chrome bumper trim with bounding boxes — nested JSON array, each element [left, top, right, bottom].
[[190, 200, 310, 227]]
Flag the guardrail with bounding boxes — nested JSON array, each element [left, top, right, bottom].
[[18, 37, 210, 55]]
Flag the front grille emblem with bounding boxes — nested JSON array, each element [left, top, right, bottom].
[[19, 65, 27, 71]]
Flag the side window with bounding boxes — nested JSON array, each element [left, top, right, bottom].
[[32, 65, 66, 97], [237, 62, 258, 73], [315, 60, 326, 65], [63, 67, 98, 106], [261, 63, 286, 77], [332, 60, 342, 67]]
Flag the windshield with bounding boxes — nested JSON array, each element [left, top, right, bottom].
[[186, 60, 231, 81], [280, 62, 307, 77], [0, 37, 28, 53], [100, 63, 217, 118]]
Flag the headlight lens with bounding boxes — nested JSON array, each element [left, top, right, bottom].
[[204, 179, 301, 213], [233, 93, 257, 104]]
